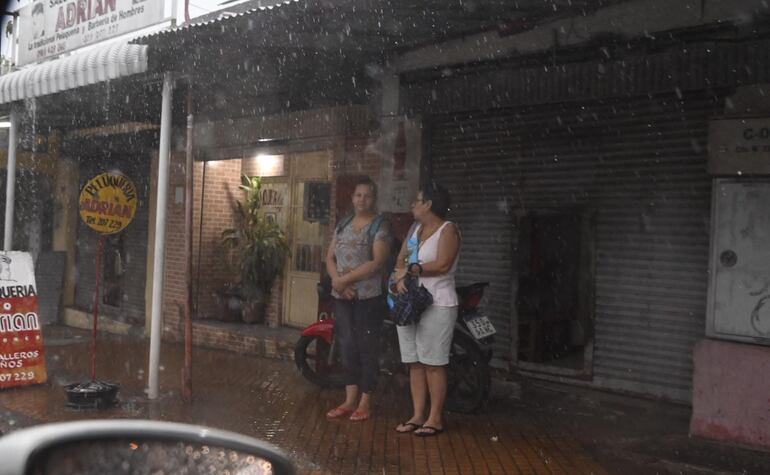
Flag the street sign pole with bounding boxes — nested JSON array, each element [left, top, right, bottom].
[[90, 235, 105, 380]]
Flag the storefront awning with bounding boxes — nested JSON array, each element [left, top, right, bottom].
[[0, 43, 148, 105]]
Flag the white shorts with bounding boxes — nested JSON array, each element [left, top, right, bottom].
[[397, 305, 458, 366]]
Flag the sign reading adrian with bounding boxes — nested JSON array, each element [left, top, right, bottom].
[[0, 252, 47, 389], [18, 0, 168, 66], [79, 171, 138, 234]]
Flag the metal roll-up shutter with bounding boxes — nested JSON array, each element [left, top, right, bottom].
[[430, 91, 723, 401]]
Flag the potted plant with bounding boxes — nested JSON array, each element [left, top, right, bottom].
[[222, 175, 290, 323]]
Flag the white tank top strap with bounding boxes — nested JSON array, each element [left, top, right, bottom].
[[436, 220, 452, 233], [412, 221, 453, 245]]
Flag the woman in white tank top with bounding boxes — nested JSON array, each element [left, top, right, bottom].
[[393, 182, 461, 437]]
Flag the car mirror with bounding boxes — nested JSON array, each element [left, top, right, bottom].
[[0, 420, 295, 475]]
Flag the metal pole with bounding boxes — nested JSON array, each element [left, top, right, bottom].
[[194, 162, 206, 315], [182, 86, 194, 401], [171, 0, 179, 26], [12, 13, 20, 67], [91, 235, 105, 380], [3, 108, 19, 251], [148, 72, 174, 400]]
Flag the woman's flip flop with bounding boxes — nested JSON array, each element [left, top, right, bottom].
[[349, 410, 371, 422], [326, 407, 354, 419], [395, 422, 422, 433], [414, 425, 444, 437]]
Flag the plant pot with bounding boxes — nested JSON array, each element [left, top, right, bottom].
[[214, 288, 243, 322], [241, 300, 265, 324]]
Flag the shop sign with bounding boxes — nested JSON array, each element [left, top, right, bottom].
[[708, 118, 770, 175], [17, 0, 168, 66], [304, 182, 331, 224], [79, 171, 138, 234], [0, 252, 48, 389], [259, 182, 289, 230]]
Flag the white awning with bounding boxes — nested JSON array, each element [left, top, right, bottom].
[[0, 43, 148, 105]]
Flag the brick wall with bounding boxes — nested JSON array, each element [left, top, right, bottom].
[[163, 157, 242, 333], [264, 276, 282, 328], [161, 318, 297, 361], [191, 159, 243, 320], [160, 152, 190, 333], [163, 155, 288, 331]]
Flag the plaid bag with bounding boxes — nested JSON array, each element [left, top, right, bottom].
[[390, 275, 433, 326]]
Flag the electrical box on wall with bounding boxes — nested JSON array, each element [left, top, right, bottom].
[[708, 118, 770, 175], [707, 179, 770, 344]]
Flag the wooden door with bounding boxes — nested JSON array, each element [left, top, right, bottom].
[[284, 152, 331, 328]]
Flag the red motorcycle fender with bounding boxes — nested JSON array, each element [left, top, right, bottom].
[[301, 319, 335, 344]]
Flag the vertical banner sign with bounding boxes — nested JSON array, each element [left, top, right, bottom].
[[0, 252, 48, 389], [17, 0, 169, 66], [369, 117, 422, 213]]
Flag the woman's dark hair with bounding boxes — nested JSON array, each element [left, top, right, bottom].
[[421, 181, 451, 219], [352, 176, 378, 198]]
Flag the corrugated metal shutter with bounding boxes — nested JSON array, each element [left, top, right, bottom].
[[430, 91, 723, 401], [403, 40, 770, 116]]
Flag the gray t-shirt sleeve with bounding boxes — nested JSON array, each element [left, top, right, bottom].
[[374, 220, 392, 244]]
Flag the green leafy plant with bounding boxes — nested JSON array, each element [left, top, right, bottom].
[[222, 175, 289, 304]]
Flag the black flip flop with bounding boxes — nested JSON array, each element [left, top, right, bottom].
[[395, 422, 421, 433], [414, 425, 444, 437]]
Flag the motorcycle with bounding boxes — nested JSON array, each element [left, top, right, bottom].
[[294, 277, 496, 414]]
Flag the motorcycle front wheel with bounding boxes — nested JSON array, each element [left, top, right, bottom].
[[294, 335, 345, 388], [445, 330, 491, 414]]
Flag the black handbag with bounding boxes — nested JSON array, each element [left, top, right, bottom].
[[390, 266, 433, 326]]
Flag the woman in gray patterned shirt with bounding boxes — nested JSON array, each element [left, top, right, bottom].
[[325, 177, 392, 422]]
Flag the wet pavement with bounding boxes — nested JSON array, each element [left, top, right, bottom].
[[1, 325, 769, 474]]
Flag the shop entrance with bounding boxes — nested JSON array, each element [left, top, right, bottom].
[[283, 151, 331, 328], [515, 211, 595, 375]]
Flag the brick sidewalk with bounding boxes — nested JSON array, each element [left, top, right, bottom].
[[0, 326, 611, 474]]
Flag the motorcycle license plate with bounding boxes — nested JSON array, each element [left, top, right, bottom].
[[465, 315, 496, 340]]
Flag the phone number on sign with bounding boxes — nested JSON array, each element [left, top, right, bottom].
[[0, 371, 35, 382]]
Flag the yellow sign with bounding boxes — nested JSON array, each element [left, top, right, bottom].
[[79, 172, 138, 234]]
